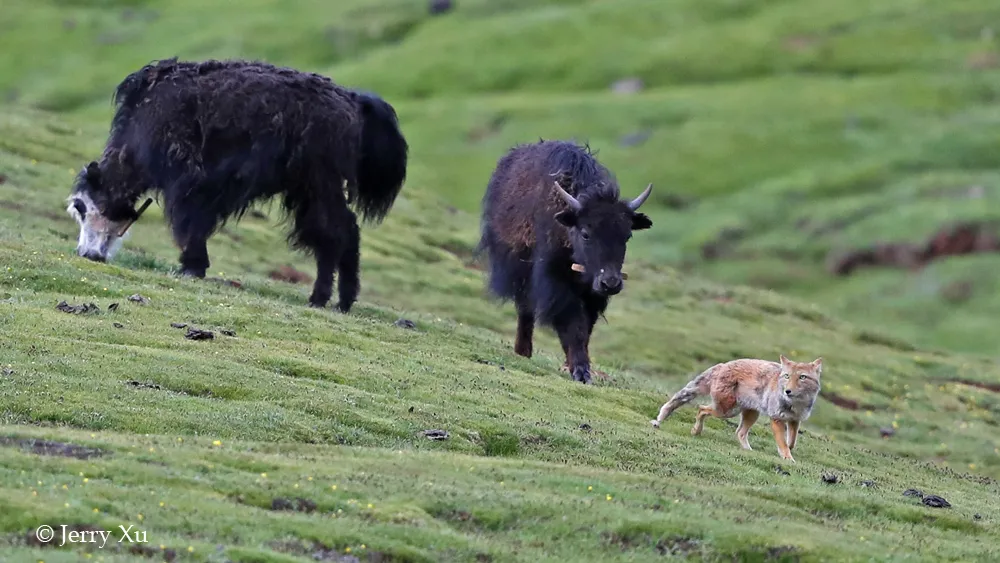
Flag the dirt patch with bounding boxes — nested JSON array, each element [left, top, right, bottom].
[[948, 379, 1000, 393], [0, 198, 24, 211], [701, 226, 747, 260], [764, 545, 802, 561], [655, 536, 703, 556], [206, 277, 243, 289], [604, 532, 703, 556], [269, 265, 313, 285], [269, 538, 396, 562], [827, 221, 1000, 276], [56, 300, 101, 315], [271, 497, 318, 513], [467, 113, 508, 143], [820, 391, 883, 411], [0, 436, 108, 460], [126, 380, 163, 391], [854, 329, 917, 352], [125, 543, 177, 560]]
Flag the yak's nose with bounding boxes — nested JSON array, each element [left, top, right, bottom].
[[82, 251, 106, 263], [599, 275, 623, 295]]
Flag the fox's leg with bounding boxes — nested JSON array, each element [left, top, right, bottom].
[[736, 409, 759, 450], [691, 405, 716, 436], [786, 420, 801, 451], [770, 419, 795, 462]]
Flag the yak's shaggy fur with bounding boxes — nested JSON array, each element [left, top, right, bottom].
[[66, 57, 408, 313], [477, 140, 653, 384]]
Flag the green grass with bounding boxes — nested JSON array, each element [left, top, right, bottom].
[[2, 0, 1000, 560]]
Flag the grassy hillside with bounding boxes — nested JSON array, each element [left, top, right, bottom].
[[1, 0, 1000, 561]]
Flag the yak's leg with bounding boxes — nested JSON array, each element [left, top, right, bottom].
[[290, 198, 347, 310], [169, 201, 214, 279], [309, 244, 343, 309], [583, 306, 610, 380], [554, 312, 592, 384], [335, 214, 361, 313], [514, 294, 534, 358]]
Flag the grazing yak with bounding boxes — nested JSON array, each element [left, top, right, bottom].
[[478, 140, 653, 384], [66, 57, 408, 313]]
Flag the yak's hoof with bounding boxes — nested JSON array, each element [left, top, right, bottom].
[[179, 268, 206, 279], [335, 300, 353, 314], [571, 367, 591, 384]]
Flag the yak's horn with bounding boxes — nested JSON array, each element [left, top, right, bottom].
[[627, 183, 653, 211], [553, 181, 582, 212], [117, 197, 154, 237]]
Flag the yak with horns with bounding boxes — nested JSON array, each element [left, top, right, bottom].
[[478, 140, 653, 384], [66, 57, 408, 313]]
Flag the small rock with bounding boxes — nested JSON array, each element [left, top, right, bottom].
[[774, 466, 791, 476], [1, 367, 13, 376], [821, 472, 839, 484], [974, 513, 983, 520], [170, 322, 188, 329], [185, 328, 215, 341], [408, 406, 414, 413], [579, 423, 592, 432], [903, 488, 924, 499], [423, 429, 449, 441], [113, 322, 124, 329], [879, 427, 895, 438], [127, 294, 149, 305], [859, 480, 877, 489], [619, 130, 651, 147], [395, 318, 416, 329], [108, 302, 119, 312], [220, 329, 236, 337], [610, 77, 644, 95], [428, 0, 453, 15], [922, 495, 951, 508]]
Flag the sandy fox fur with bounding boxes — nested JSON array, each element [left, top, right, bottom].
[[650, 355, 822, 462]]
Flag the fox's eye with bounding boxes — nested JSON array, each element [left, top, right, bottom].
[[783, 373, 790, 379], [799, 374, 807, 380]]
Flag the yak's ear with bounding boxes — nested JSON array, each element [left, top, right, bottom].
[[554, 210, 578, 228], [631, 212, 652, 231]]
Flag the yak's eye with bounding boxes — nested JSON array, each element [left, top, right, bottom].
[[72, 199, 87, 220], [580, 230, 590, 241]]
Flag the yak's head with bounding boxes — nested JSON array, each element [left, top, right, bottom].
[[552, 181, 653, 296], [66, 161, 140, 263]]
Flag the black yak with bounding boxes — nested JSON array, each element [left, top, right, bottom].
[[477, 140, 653, 384], [66, 57, 408, 313]]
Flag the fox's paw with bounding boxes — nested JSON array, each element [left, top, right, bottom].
[[650, 420, 660, 429]]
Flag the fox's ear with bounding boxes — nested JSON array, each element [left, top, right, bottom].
[[779, 355, 790, 365]]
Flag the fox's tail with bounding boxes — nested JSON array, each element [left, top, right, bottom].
[[650, 363, 720, 428]]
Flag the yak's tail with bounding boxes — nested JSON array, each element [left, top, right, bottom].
[[350, 90, 408, 224], [650, 363, 720, 428]]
